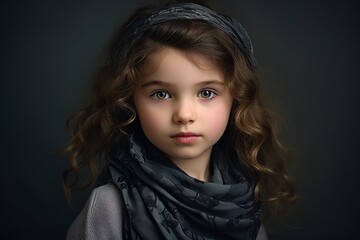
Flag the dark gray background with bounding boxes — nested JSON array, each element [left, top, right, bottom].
[[2, 0, 359, 239]]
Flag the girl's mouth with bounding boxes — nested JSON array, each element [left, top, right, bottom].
[[171, 132, 200, 144]]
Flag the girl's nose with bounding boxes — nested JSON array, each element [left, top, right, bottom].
[[172, 100, 196, 125]]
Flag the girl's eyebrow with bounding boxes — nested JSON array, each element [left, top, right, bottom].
[[140, 80, 171, 88], [140, 80, 224, 88], [197, 80, 225, 87]]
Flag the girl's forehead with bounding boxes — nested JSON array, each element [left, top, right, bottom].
[[137, 47, 225, 87], [140, 47, 223, 77]]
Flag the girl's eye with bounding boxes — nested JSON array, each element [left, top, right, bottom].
[[150, 91, 170, 100], [198, 90, 216, 99]]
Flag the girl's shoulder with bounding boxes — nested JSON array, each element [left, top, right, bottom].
[[66, 183, 124, 240]]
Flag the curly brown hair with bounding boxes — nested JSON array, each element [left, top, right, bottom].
[[63, 3, 296, 218]]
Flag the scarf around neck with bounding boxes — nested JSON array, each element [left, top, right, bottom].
[[109, 132, 262, 240]]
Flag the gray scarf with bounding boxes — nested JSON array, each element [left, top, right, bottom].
[[109, 132, 261, 240]]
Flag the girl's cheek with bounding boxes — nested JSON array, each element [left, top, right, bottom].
[[141, 107, 168, 126]]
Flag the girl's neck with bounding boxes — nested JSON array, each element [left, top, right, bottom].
[[169, 151, 212, 182]]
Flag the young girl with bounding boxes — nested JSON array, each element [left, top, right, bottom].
[[63, 1, 296, 239]]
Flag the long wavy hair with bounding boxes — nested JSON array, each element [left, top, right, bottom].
[[63, 1, 296, 218]]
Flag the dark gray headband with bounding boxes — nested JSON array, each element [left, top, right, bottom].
[[118, 3, 257, 68]]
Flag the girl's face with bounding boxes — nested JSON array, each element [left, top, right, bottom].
[[134, 47, 233, 169]]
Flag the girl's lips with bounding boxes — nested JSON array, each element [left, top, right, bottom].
[[172, 132, 199, 137], [171, 132, 200, 144]]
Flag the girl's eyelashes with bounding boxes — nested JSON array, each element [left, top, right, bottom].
[[149, 89, 217, 100], [150, 91, 171, 100], [198, 89, 217, 99]]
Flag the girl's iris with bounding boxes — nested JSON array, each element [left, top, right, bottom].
[[151, 91, 170, 100], [198, 90, 216, 99]]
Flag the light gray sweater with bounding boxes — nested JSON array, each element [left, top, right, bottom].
[[66, 184, 124, 240], [66, 183, 268, 240]]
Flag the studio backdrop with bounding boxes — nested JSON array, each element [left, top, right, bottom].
[[2, 0, 359, 239]]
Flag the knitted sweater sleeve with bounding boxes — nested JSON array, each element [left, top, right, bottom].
[[66, 183, 124, 240]]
